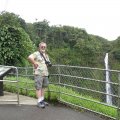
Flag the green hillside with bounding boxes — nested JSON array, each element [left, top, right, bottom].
[[0, 11, 120, 70]]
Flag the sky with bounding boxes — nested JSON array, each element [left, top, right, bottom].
[[0, 0, 120, 41]]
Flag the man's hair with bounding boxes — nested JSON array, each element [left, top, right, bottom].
[[39, 42, 46, 47]]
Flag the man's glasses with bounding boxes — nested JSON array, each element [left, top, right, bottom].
[[41, 46, 46, 49]]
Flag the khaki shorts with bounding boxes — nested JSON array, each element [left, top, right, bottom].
[[34, 75, 49, 90]]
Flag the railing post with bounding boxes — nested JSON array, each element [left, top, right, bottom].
[[117, 73, 120, 120], [47, 67, 52, 101], [47, 85, 51, 101], [58, 65, 61, 101], [16, 67, 20, 106], [0, 76, 4, 96]]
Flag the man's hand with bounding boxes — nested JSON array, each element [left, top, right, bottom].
[[33, 63, 38, 69], [28, 55, 38, 69]]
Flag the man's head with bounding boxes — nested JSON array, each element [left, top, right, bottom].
[[39, 42, 47, 53]]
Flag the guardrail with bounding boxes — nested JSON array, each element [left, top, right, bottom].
[[48, 65, 120, 120], [1, 65, 120, 119], [0, 65, 19, 105]]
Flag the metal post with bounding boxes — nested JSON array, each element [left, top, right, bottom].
[[117, 73, 120, 120], [0, 76, 4, 96], [47, 85, 51, 101], [58, 65, 61, 101], [16, 67, 20, 106]]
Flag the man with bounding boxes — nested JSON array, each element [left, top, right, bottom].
[[28, 42, 51, 108]]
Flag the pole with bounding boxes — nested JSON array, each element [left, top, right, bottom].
[[117, 73, 120, 120]]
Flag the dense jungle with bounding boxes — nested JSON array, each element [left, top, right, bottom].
[[0, 11, 120, 70]]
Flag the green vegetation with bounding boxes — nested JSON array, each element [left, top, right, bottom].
[[0, 11, 120, 70]]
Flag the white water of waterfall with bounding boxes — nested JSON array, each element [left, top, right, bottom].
[[104, 53, 112, 105]]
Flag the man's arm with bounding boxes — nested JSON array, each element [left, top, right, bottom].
[[28, 55, 38, 69]]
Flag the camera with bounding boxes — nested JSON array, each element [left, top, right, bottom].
[[45, 61, 52, 67]]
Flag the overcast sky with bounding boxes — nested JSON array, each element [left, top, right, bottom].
[[0, 0, 120, 40]]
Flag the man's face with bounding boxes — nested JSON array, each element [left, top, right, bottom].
[[39, 43, 46, 53]]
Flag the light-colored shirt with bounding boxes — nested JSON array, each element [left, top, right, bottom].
[[30, 51, 50, 76]]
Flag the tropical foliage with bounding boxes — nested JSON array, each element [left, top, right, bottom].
[[0, 11, 120, 69], [0, 11, 35, 66]]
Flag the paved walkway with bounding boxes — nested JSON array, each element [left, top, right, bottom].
[[0, 92, 105, 120]]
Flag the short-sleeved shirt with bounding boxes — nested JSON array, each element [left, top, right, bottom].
[[31, 51, 50, 76]]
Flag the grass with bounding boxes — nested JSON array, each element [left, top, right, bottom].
[[3, 76, 117, 119]]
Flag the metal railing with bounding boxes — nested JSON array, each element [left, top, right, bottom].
[[0, 65, 19, 105], [1, 65, 120, 119], [48, 65, 120, 120]]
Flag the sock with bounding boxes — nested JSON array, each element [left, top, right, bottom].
[[38, 97, 42, 103], [41, 96, 44, 101]]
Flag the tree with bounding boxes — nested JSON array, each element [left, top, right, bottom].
[[0, 26, 35, 66], [33, 19, 50, 46], [0, 11, 27, 32]]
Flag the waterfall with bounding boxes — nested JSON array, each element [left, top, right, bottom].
[[104, 53, 112, 105]]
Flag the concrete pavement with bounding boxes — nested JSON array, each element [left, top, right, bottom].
[[0, 92, 106, 120], [0, 91, 37, 105]]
